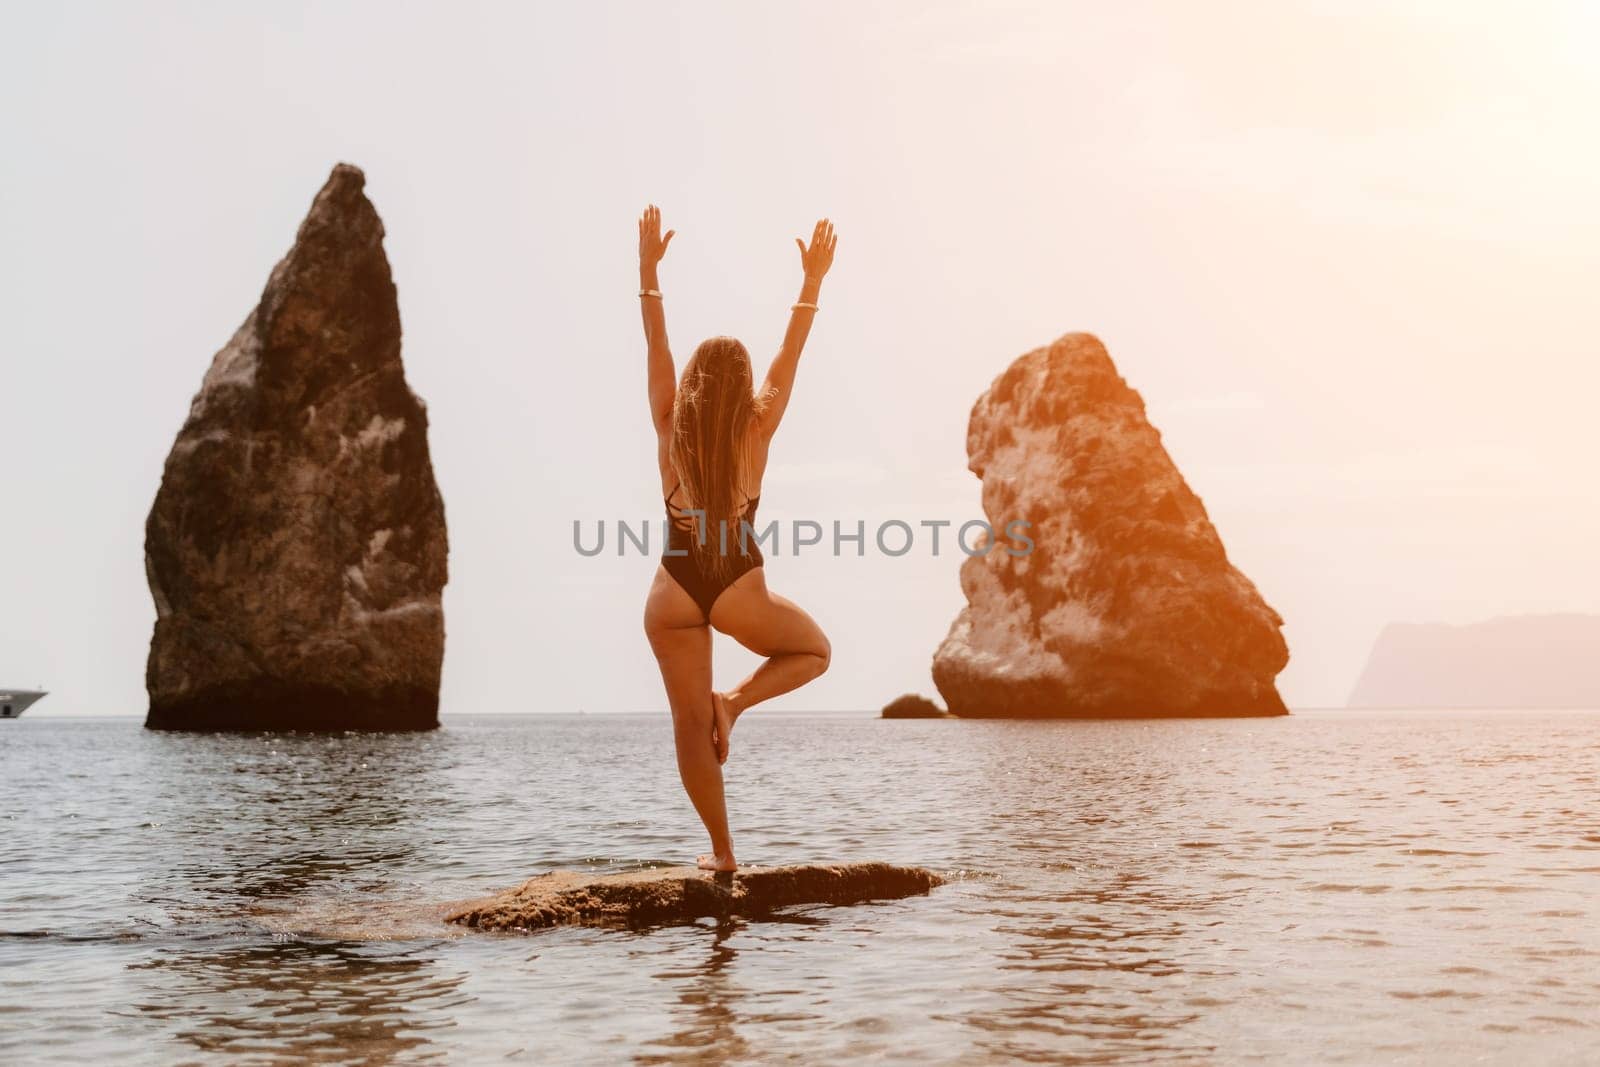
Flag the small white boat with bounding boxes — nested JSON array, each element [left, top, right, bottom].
[[0, 690, 47, 719]]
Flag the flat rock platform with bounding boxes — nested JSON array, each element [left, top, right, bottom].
[[446, 862, 945, 931]]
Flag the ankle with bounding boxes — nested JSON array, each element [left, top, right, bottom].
[[724, 689, 748, 716]]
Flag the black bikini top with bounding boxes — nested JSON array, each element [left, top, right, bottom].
[[664, 482, 760, 534]]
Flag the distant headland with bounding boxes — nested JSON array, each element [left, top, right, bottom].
[[1348, 614, 1600, 709]]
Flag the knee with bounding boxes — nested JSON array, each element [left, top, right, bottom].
[[810, 633, 832, 677]]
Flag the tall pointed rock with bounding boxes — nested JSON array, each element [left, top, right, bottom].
[[144, 164, 448, 731], [932, 333, 1287, 718]]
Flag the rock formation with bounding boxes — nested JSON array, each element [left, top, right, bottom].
[[447, 863, 945, 931], [932, 333, 1288, 718], [144, 164, 447, 731], [881, 694, 949, 719], [1348, 614, 1600, 708]]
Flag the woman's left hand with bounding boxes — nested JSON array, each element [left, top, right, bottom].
[[638, 204, 676, 267]]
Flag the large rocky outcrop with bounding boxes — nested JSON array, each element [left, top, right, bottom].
[[932, 333, 1288, 718], [1349, 614, 1600, 708], [144, 163, 447, 731], [447, 863, 945, 931]]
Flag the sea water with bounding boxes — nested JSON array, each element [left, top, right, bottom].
[[2, 710, 1597, 1064]]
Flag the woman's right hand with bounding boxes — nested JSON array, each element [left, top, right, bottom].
[[638, 204, 675, 268], [795, 218, 837, 282]]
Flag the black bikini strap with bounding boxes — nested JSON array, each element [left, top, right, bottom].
[[666, 483, 755, 512]]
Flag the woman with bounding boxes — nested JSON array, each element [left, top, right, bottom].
[[637, 203, 836, 872]]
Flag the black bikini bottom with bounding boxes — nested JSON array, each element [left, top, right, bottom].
[[661, 544, 764, 621]]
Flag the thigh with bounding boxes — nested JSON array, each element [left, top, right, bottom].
[[707, 568, 828, 658], [644, 563, 706, 634], [644, 565, 713, 722]]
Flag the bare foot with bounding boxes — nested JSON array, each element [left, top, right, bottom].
[[711, 692, 733, 765], [696, 852, 737, 872]]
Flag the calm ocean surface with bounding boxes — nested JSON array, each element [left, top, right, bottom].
[[2, 710, 1597, 1064]]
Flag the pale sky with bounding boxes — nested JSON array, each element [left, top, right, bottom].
[[3, 1, 1597, 717]]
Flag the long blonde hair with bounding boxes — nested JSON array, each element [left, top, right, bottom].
[[669, 336, 765, 581]]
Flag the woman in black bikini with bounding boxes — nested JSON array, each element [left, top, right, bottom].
[[638, 204, 835, 872]]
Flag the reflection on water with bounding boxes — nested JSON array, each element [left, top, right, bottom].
[[637, 920, 753, 1064], [3, 710, 1599, 1064], [141, 730, 447, 909], [129, 941, 466, 1064], [947, 723, 1222, 1061]]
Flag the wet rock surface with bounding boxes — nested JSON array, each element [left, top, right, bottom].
[[447, 863, 945, 931], [144, 163, 447, 731]]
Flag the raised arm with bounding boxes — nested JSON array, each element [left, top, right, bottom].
[[638, 204, 677, 433], [756, 218, 837, 440]]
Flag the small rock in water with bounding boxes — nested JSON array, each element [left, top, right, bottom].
[[881, 694, 949, 718], [446, 863, 945, 931]]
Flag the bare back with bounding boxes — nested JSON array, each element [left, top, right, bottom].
[[656, 417, 771, 509]]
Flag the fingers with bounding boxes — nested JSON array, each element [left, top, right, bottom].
[[803, 218, 836, 253], [639, 205, 677, 261], [640, 203, 662, 237]]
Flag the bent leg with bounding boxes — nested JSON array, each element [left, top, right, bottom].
[[708, 568, 831, 723], [644, 565, 734, 868]]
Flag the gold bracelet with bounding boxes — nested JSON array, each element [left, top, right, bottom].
[[639, 288, 663, 299], [792, 301, 819, 312]]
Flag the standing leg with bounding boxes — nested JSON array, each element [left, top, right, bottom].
[[645, 565, 736, 870]]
